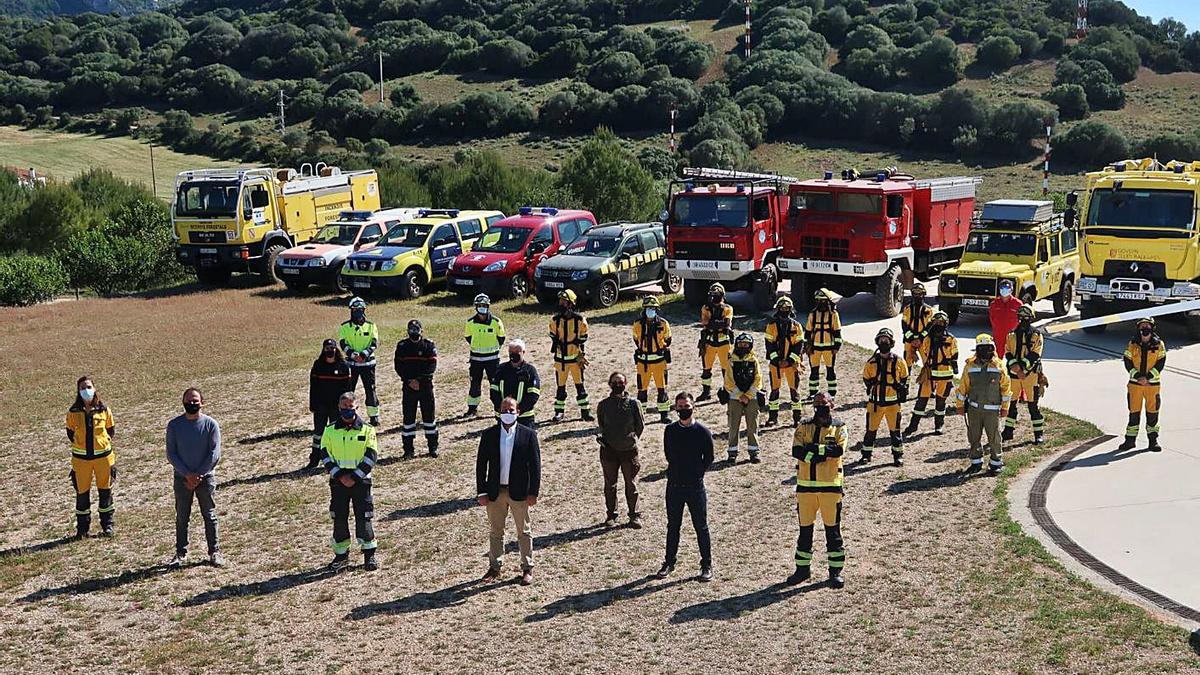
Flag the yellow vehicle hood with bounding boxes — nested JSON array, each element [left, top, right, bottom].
[[953, 260, 1031, 277]]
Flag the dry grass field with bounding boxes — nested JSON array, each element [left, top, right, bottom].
[[0, 280, 1197, 673]]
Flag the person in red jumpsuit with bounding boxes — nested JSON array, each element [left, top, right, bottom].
[[989, 279, 1024, 349]]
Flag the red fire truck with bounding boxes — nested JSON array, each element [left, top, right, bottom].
[[662, 167, 796, 309], [777, 168, 981, 317]]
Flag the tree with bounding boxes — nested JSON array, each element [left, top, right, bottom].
[[557, 129, 658, 223], [1071, 26, 1141, 82], [976, 36, 1020, 71], [1054, 121, 1130, 167], [587, 51, 644, 91], [813, 6, 853, 45], [480, 38, 534, 76], [365, 139, 391, 162], [326, 71, 374, 96], [637, 146, 678, 181], [907, 36, 963, 87], [389, 81, 420, 109], [843, 47, 899, 89], [1054, 58, 1125, 109], [1043, 84, 1089, 120], [11, 185, 92, 254]]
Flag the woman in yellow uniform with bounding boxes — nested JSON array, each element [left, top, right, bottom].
[[787, 391, 847, 588], [66, 376, 116, 538]]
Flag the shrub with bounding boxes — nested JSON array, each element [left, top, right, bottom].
[[557, 128, 658, 223], [326, 71, 375, 96], [0, 254, 67, 306], [1043, 83, 1089, 120], [976, 36, 1021, 70], [1071, 26, 1141, 83], [587, 51, 645, 91], [637, 146, 679, 180], [1054, 58, 1125, 110], [9, 185, 92, 254], [908, 36, 963, 87], [1133, 133, 1200, 162], [480, 38, 535, 76], [1054, 121, 1130, 167], [55, 198, 183, 295]]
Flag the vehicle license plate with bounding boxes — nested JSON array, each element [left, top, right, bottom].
[[962, 298, 989, 307], [544, 281, 565, 288], [282, 268, 300, 275]]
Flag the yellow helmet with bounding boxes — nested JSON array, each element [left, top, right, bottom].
[[910, 282, 926, 296], [931, 310, 949, 324], [708, 282, 726, 297], [558, 289, 577, 305], [876, 327, 895, 343], [642, 296, 661, 308], [774, 295, 794, 311], [1136, 316, 1156, 329], [975, 333, 995, 347], [813, 287, 832, 301]]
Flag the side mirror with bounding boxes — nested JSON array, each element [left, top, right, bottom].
[[242, 208, 252, 221], [619, 251, 631, 261], [659, 209, 669, 222]]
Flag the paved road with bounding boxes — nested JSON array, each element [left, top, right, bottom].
[[793, 280, 1200, 621]]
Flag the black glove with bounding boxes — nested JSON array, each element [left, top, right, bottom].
[[897, 381, 909, 403], [664, 348, 672, 364], [717, 388, 730, 405], [756, 390, 767, 407]]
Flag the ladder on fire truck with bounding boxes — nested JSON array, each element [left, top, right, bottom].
[[680, 167, 800, 185]]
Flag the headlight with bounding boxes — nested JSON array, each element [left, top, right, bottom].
[[307, 258, 326, 267], [534, 267, 544, 279], [484, 260, 507, 273], [943, 277, 957, 290], [447, 259, 455, 271], [380, 260, 397, 272], [571, 270, 590, 281]]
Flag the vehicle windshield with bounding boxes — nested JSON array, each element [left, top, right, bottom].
[[792, 191, 882, 214], [673, 195, 749, 228], [1086, 189, 1195, 230], [566, 236, 619, 257], [474, 226, 532, 253], [966, 232, 1037, 256], [379, 223, 432, 248], [312, 224, 361, 245], [175, 181, 240, 218]]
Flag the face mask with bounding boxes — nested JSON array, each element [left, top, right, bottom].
[[977, 349, 995, 360], [734, 347, 751, 356], [931, 325, 944, 334], [817, 301, 829, 310], [476, 306, 489, 315], [509, 352, 522, 363], [999, 287, 1012, 298], [351, 309, 366, 322], [645, 309, 658, 320], [610, 382, 625, 395], [878, 342, 893, 353], [1140, 328, 1152, 337], [183, 402, 201, 415], [339, 407, 357, 420], [814, 405, 831, 419], [323, 350, 336, 358], [499, 412, 518, 425], [79, 387, 95, 402], [677, 408, 694, 420], [408, 331, 421, 341]]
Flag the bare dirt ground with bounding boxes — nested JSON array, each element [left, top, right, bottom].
[[0, 282, 1196, 674]]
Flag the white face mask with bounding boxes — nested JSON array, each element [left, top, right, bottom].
[[645, 309, 658, 320], [999, 287, 1012, 297], [499, 412, 518, 425], [80, 387, 95, 402], [476, 306, 489, 315]]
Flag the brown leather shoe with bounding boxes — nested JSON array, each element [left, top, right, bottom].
[[481, 567, 501, 582], [520, 569, 533, 586]]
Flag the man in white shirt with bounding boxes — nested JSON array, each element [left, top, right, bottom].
[[476, 397, 542, 585]]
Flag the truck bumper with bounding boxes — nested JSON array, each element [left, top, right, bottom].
[[777, 257, 886, 277], [666, 258, 757, 282], [275, 264, 337, 285], [176, 244, 256, 272], [447, 273, 512, 296], [340, 273, 407, 295], [1077, 276, 1200, 304]]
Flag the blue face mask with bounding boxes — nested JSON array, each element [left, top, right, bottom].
[[79, 387, 95, 402], [339, 408, 357, 420], [645, 309, 658, 320], [476, 306, 489, 315]]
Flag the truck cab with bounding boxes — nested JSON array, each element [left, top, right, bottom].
[[938, 200, 1079, 324], [275, 208, 422, 293], [663, 167, 793, 310], [340, 209, 503, 299]]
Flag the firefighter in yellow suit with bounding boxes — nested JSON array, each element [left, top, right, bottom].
[[1003, 305, 1046, 444], [901, 282, 933, 368], [954, 335, 1012, 475], [860, 327, 910, 466], [66, 376, 116, 539], [696, 282, 734, 402], [549, 289, 592, 423], [787, 391, 846, 589], [805, 288, 842, 396], [904, 311, 958, 437], [1119, 317, 1166, 452], [764, 295, 806, 427], [633, 296, 673, 424]]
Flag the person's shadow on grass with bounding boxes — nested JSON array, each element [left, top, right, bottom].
[[19, 563, 193, 602], [669, 580, 825, 623], [524, 575, 690, 623], [346, 577, 520, 619], [180, 567, 338, 607]]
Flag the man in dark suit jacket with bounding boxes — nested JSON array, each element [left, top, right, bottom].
[[477, 396, 541, 585]]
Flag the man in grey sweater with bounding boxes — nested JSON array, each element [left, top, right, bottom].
[[166, 387, 224, 567]]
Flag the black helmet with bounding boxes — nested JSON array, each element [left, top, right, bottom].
[[407, 319, 422, 333]]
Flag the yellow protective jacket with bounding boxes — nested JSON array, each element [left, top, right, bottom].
[[464, 314, 506, 362], [919, 333, 959, 380], [956, 355, 1012, 413], [632, 316, 672, 363], [1123, 338, 1166, 384], [548, 311, 588, 363], [764, 315, 805, 364], [901, 301, 933, 343], [339, 320, 379, 366], [1005, 328, 1043, 376], [66, 404, 115, 458], [862, 351, 909, 403], [792, 418, 848, 493], [805, 308, 842, 350], [700, 302, 734, 346], [724, 351, 763, 396], [320, 417, 378, 483]]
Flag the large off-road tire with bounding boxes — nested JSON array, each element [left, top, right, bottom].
[[397, 268, 424, 300], [1019, 288, 1036, 309], [536, 289, 558, 306], [874, 265, 903, 318], [1186, 311, 1200, 341], [789, 274, 811, 312], [510, 274, 530, 299], [329, 263, 347, 293], [195, 266, 232, 286], [944, 301, 960, 325], [752, 263, 779, 311], [1080, 300, 1108, 335], [1053, 278, 1074, 317], [660, 271, 682, 295], [683, 279, 707, 307], [257, 243, 287, 283], [595, 278, 619, 308]]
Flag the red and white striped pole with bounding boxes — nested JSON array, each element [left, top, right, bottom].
[[744, 0, 752, 59], [1076, 0, 1089, 39], [1043, 125, 1053, 197], [669, 108, 678, 153]]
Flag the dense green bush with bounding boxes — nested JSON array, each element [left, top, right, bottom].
[[1043, 83, 1089, 120], [1053, 59, 1125, 110], [558, 128, 657, 223], [0, 253, 66, 306], [55, 197, 183, 295], [976, 36, 1021, 70], [1054, 121, 1130, 167]]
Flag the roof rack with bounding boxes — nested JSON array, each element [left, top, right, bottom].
[[417, 209, 460, 218]]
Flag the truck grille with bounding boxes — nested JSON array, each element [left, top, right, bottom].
[[1103, 260, 1166, 281], [539, 268, 573, 279], [672, 241, 736, 261], [799, 236, 850, 260], [352, 260, 381, 272], [189, 231, 227, 244], [956, 276, 997, 296]]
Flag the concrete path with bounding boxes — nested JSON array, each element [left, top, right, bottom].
[[782, 280, 1200, 627]]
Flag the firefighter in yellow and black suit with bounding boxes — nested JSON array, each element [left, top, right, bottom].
[[66, 376, 116, 539], [696, 282, 734, 402], [805, 288, 842, 396], [633, 296, 673, 424], [1119, 317, 1166, 452], [764, 295, 806, 427], [549, 289, 593, 423], [904, 311, 958, 437], [339, 297, 381, 426], [860, 327, 909, 467], [1003, 305, 1047, 445], [321, 391, 380, 571], [787, 391, 846, 589], [901, 282, 933, 368]]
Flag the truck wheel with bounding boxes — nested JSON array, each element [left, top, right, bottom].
[[195, 267, 231, 286], [1080, 301, 1108, 335], [752, 264, 779, 311], [329, 264, 347, 293], [683, 279, 707, 307], [660, 272, 682, 295], [257, 244, 287, 283], [944, 302, 960, 325], [1186, 311, 1200, 341], [536, 289, 558, 306], [1053, 279, 1074, 316], [789, 274, 811, 311], [510, 275, 530, 299], [874, 265, 903, 318], [596, 278, 620, 308], [283, 280, 307, 292], [1020, 289, 1036, 309], [398, 269, 424, 299]]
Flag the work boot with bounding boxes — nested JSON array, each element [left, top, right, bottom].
[[903, 419, 919, 437], [1033, 432, 1045, 445], [892, 452, 903, 467], [987, 460, 1004, 475], [581, 409, 594, 422], [74, 516, 89, 540], [785, 566, 811, 585], [1001, 427, 1014, 442], [1147, 433, 1162, 452], [655, 563, 674, 579], [402, 437, 415, 459], [100, 520, 114, 538], [749, 451, 761, 464], [659, 411, 670, 424], [698, 565, 713, 582], [1117, 435, 1137, 451], [369, 416, 381, 426], [628, 514, 643, 529], [765, 410, 778, 427], [965, 459, 983, 474], [428, 446, 439, 459], [402, 449, 415, 459], [696, 385, 712, 402], [304, 450, 321, 471], [792, 409, 803, 427], [828, 568, 845, 589], [933, 421, 944, 435], [552, 411, 565, 423], [363, 550, 379, 572], [858, 447, 872, 464], [466, 405, 478, 418], [329, 553, 350, 571]]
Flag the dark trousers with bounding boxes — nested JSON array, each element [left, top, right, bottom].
[[330, 479, 376, 554], [518, 416, 537, 430], [174, 474, 218, 556], [467, 360, 499, 409], [402, 383, 438, 454], [348, 366, 379, 417], [311, 408, 336, 465], [664, 483, 711, 567], [602, 454, 640, 518]]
